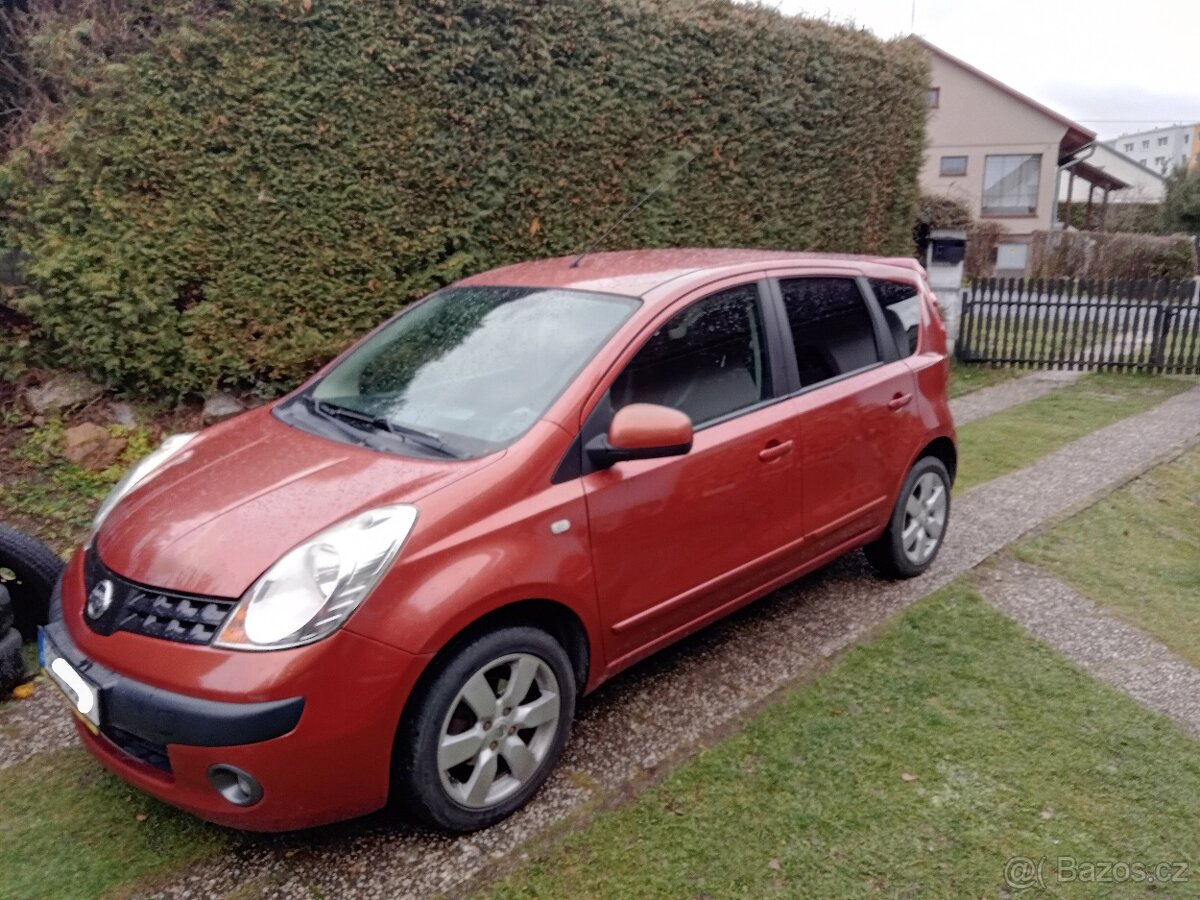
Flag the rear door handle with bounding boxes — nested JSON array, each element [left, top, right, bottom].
[[887, 393, 913, 411], [758, 439, 794, 462]]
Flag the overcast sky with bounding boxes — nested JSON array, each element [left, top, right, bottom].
[[752, 0, 1199, 141]]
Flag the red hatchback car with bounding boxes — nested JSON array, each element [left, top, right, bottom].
[[42, 249, 955, 832]]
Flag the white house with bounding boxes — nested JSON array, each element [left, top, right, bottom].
[[915, 38, 1130, 275], [1058, 143, 1167, 204]]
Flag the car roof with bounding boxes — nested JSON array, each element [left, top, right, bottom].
[[458, 248, 925, 301]]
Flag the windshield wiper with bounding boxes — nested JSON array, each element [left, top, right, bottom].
[[310, 398, 465, 459]]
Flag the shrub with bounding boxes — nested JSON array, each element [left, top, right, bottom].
[[1055, 201, 1164, 235], [917, 193, 972, 229], [1160, 170, 1200, 235], [1028, 230, 1197, 280], [0, 0, 929, 397], [965, 221, 1004, 280]]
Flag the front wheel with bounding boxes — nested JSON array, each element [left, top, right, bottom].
[[865, 456, 951, 579], [394, 626, 576, 832]]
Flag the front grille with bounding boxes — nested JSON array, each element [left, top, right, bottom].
[[101, 724, 172, 773], [84, 549, 237, 646]]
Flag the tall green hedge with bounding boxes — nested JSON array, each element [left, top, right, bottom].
[[0, 0, 928, 396]]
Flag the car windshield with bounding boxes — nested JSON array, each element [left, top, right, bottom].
[[300, 286, 638, 458]]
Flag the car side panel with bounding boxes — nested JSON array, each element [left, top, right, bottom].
[[343, 421, 609, 690]]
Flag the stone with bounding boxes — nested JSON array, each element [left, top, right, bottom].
[[108, 401, 138, 427], [61, 423, 126, 469], [202, 392, 245, 424], [23, 373, 103, 415]]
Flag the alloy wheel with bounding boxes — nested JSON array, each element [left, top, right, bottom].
[[437, 653, 561, 809], [901, 471, 947, 565]]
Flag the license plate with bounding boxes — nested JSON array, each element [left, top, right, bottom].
[[38, 629, 101, 732]]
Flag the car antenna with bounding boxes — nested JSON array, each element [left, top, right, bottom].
[[569, 153, 697, 269]]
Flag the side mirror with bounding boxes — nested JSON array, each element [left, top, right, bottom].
[[586, 403, 693, 469]]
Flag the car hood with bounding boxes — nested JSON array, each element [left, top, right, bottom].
[[95, 408, 501, 597]]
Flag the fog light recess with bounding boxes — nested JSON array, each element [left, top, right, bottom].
[[207, 764, 263, 807]]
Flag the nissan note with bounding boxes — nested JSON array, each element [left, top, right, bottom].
[[42, 248, 956, 832]]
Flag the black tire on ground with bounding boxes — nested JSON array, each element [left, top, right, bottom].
[[0, 627, 25, 696], [864, 456, 952, 579], [0, 585, 13, 635], [393, 625, 577, 833], [0, 525, 66, 641]]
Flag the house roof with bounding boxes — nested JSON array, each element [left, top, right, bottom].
[[912, 36, 1096, 159], [1067, 159, 1129, 192]]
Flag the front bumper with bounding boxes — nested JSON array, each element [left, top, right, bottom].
[[42, 619, 304, 749], [52, 555, 430, 831]]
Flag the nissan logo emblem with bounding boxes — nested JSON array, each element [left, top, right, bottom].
[[86, 579, 115, 620]]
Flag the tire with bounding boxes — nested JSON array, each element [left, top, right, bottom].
[[394, 626, 577, 832], [865, 456, 951, 579], [0, 585, 13, 635], [0, 627, 24, 696], [0, 525, 66, 642]]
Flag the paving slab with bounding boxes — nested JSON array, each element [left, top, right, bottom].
[[949, 368, 1083, 426], [977, 558, 1200, 738], [132, 382, 1200, 900]]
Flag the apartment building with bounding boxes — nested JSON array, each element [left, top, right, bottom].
[[1108, 123, 1200, 175]]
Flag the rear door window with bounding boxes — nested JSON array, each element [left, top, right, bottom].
[[610, 283, 772, 427], [869, 279, 922, 359], [778, 278, 881, 389]]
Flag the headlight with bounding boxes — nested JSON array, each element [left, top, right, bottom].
[[214, 505, 418, 651], [89, 433, 197, 542]]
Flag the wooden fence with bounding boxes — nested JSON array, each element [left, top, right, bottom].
[[956, 278, 1200, 373]]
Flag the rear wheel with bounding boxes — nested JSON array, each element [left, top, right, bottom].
[[0, 525, 65, 641], [865, 456, 951, 579], [394, 626, 576, 832]]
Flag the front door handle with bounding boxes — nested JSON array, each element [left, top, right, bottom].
[[758, 439, 794, 462], [887, 392, 913, 411]]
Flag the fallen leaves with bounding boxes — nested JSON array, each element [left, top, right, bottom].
[[11, 682, 36, 700]]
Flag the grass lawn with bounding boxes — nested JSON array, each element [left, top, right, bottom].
[[1014, 445, 1200, 669], [0, 749, 231, 900], [954, 372, 1194, 491], [483, 585, 1200, 899], [947, 360, 1023, 399]]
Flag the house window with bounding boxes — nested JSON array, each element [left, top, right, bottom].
[[927, 88, 940, 109], [939, 155, 968, 176], [1155, 156, 1164, 166], [1142, 140, 1150, 149], [982, 154, 1041, 216], [1125, 143, 1134, 152], [1158, 136, 1169, 146]]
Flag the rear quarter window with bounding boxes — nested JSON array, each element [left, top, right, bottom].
[[869, 279, 922, 358]]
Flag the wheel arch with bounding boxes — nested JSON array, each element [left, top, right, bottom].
[[915, 435, 957, 485], [395, 597, 591, 732], [388, 597, 590, 807]]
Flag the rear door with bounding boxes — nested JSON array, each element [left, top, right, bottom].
[[767, 273, 924, 562], [581, 278, 805, 669]]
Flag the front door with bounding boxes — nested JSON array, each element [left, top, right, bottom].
[[582, 280, 804, 670]]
